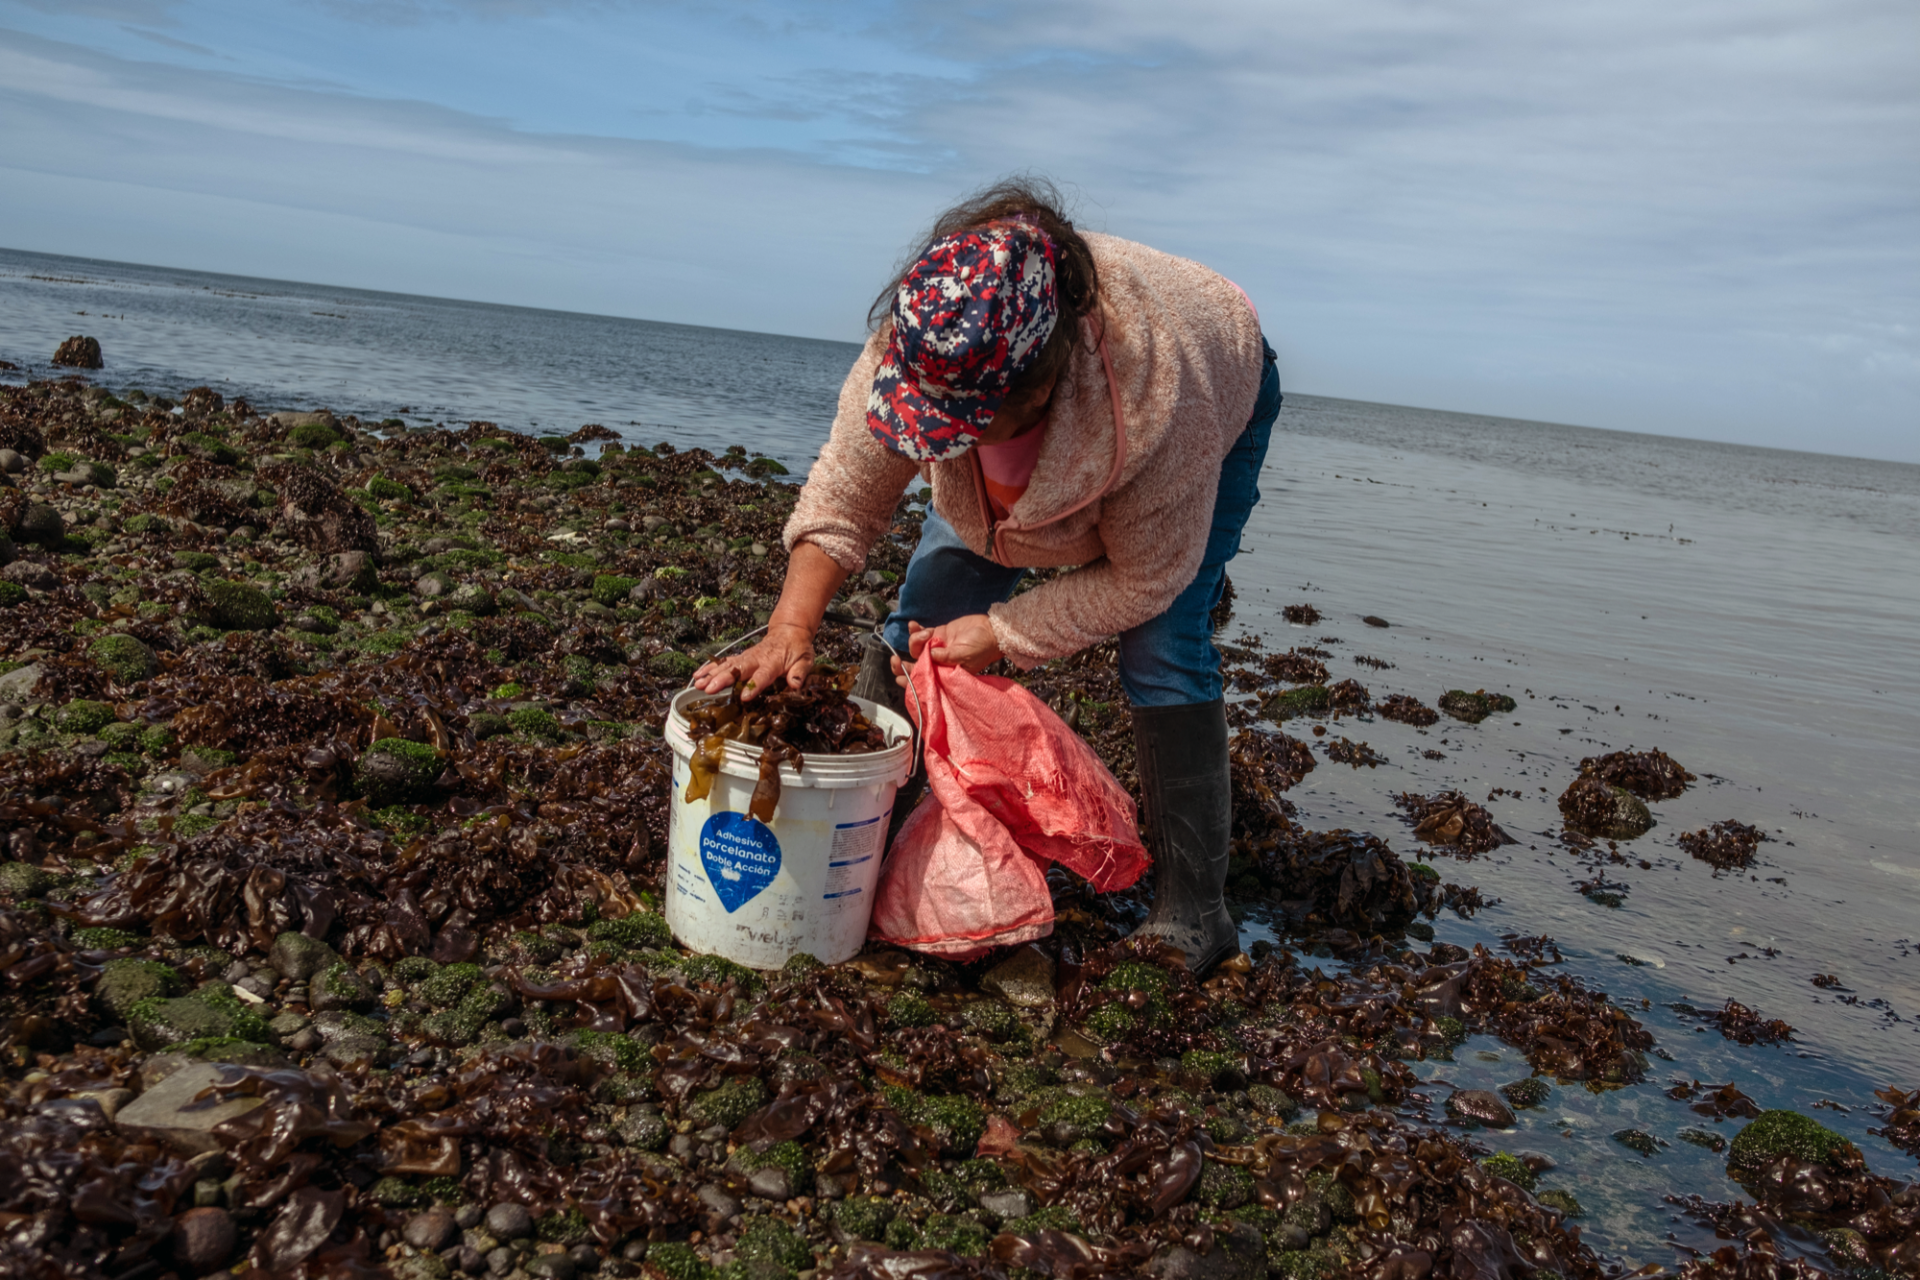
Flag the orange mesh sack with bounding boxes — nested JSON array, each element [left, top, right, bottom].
[[867, 660, 1150, 959]]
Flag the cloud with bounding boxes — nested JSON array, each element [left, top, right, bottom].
[[0, 0, 1914, 457]]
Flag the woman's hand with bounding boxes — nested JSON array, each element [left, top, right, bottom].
[[892, 616, 1003, 683], [692, 623, 815, 701]]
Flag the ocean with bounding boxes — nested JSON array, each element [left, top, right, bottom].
[[4, 245, 1918, 1263]]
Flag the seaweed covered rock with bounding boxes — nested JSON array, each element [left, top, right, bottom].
[[1438, 689, 1516, 723], [264, 460, 378, 553], [89, 632, 157, 684], [202, 578, 277, 631], [1578, 747, 1694, 800], [1394, 790, 1516, 855], [1680, 820, 1766, 871], [1558, 775, 1653, 840], [53, 335, 103, 369], [355, 737, 443, 806], [1727, 1110, 1863, 1183]]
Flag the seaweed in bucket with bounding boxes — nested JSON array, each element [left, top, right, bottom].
[[680, 669, 895, 820]]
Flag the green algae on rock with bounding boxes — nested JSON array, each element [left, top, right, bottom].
[[1726, 1109, 1863, 1181]]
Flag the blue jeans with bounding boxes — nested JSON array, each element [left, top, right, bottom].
[[884, 337, 1281, 707]]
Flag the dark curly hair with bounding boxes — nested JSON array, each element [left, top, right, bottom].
[[870, 175, 1103, 402]]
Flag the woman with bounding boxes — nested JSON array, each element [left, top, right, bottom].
[[693, 179, 1281, 975]]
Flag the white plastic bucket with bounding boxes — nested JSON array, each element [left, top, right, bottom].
[[663, 687, 912, 968]]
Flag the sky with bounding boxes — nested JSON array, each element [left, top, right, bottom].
[[1, 0, 1915, 461]]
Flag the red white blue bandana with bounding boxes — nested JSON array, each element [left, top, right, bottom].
[[867, 224, 1059, 462]]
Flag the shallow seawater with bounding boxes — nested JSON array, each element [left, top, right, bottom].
[[1231, 402, 1920, 1266], [7, 247, 1919, 1266]]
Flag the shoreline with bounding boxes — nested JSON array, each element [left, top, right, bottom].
[[1, 370, 1914, 1277]]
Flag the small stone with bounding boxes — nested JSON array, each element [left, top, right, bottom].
[[485, 1202, 534, 1240], [747, 1166, 792, 1201], [696, 1184, 742, 1222], [270, 931, 340, 981], [525, 1256, 577, 1280], [1445, 1089, 1516, 1129], [456, 1203, 484, 1230], [1363, 615, 1390, 627], [406, 1207, 460, 1251], [0, 449, 23, 474], [980, 944, 1055, 1008], [976, 1188, 1032, 1224], [172, 1206, 237, 1271]]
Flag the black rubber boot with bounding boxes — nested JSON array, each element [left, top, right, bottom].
[[1129, 698, 1239, 975], [851, 630, 926, 844]]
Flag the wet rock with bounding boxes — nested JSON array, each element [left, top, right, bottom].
[[1438, 689, 1516, 724], [0, 448, 23, 474], [311, 962, 376, 1012], [746, 1165, 792, 1201], [1143, 1220, 1265, 1280], [127, 990, 267, 1052], [203, 578, 277, 631], [172, 1205, 238, 1271], [0, 861, 56, 897], [980, 944, 1056, 1008], [116, 1061, 265, 1153], [1612, 1128, 1660, 1157], [450, 582, 496, 615], [53, 336, 103, 369], [355, 738, 443, 806], [1498, 1078, 1551, 1109], [89, 633, 157, 683], [406, 1207, 460, 1251], [416, 570, 457, 599], [1558, 776, 1654, 840], [271, 931, 341, 981], [485, 1202, 534, 1241], [296, 549, 379, 593], [1363, 615, 1390, 627], [977, 1188, 1032, 1224], [697, 1184, 743, 1222], [96, 957, 184, 1021], [1726, 1110, 1860, 1182], [525, 1256, 576, 1280], [616, 1109, 667, 1151], [1445, 1089, 1516, 1128], [0, 663, 42, 702], [13, 502, 65, 546]]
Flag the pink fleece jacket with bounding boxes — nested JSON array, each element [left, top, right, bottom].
[[784, 232, 1266, 669]]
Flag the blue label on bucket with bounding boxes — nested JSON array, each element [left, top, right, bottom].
[[700, 812, 781, 914]]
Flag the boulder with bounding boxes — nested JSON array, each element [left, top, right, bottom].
[[53, 335, 103, 369], [202, 579, 277, 631], [1, 560, 57, 591], [115, 1061, 265, 1154], [12, 502, 65, 546], [294, 550, 378, 593], [0, 664, 44, 703]]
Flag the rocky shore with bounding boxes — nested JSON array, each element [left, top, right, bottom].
[[1, 368, 1914, 1279]]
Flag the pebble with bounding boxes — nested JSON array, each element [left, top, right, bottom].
[[485, 1202, 534, 1240], [747, 1166, 792, 1201], [696, 1183, 742, 1222], [404, 1206, 458, 1251], [455, 1203, 484, 1230], [171, 1206, 237, 1272]]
